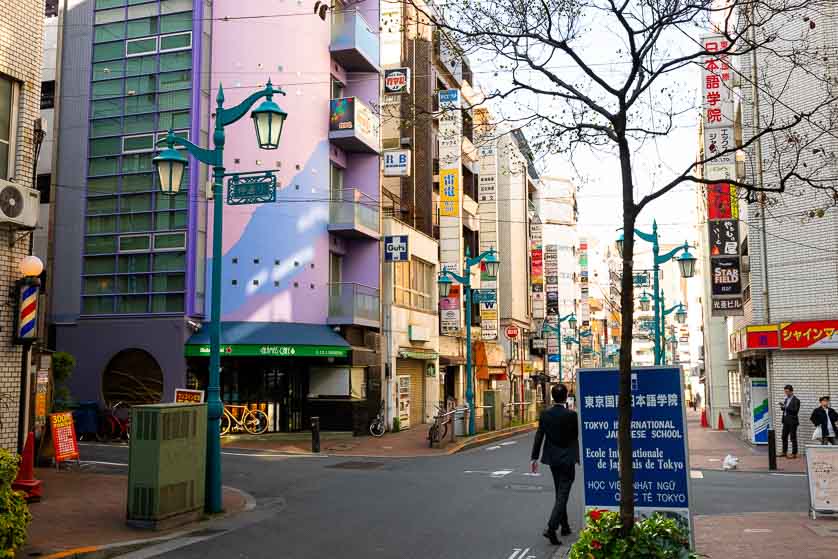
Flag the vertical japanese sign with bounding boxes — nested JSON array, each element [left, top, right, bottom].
[[702, 35, 742, 316], [545, 245, 560, 371], [438, 89, 462, 276], [34, 370, 48, 428], [478, 141, 500, 341], [579, 238, 590, 326], [578, 367, 691, 540], [530, 216, 545, 320], [440, 284, 461, 335], [50, 412, 80, 463], [439, 169, 460, 217]]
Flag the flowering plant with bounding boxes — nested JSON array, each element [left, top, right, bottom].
[[569, 510, 696, 559]]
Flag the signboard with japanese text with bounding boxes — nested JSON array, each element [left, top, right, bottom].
[[708, 220, 739, 256], [383, 150, 411, 177], [806, 445, 838, 514], [480, 301, 498, 341], [35, 370, 48, 427], [384, 67, 411, 94], [703, 127, 735, 166], [440, 284, 461, 335], [707, 183, 738, 219], [711, 257, 741, 295], [439, 169, 460, 217], [578, 367, 691, 539], [505, 325, 520, 340], [713, 297, 743, 315], [701, 36, 735, 129], [531, 217, 545, 320], [384, 235, 409, 262], [780, 320, 838, 350], [174, 388, 205, 403], [746, 325, 780, 350], [50, 412, 80, 463]]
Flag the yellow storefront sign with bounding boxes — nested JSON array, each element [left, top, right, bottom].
[[439, 168, 459, 217]]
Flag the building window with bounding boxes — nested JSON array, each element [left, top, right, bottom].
[[394, 257, 434, 311], [46, 0, 59, 17], [159, 32, 192, 53], [41, 80, 55, 109], [728, 369, 742, 405], [0, 75, 18, 179], [126, 37, 158, 57]]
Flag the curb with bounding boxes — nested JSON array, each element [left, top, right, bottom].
[[450, 423, 538, 454], [34, 485, 256, 559]]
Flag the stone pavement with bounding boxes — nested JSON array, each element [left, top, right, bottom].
[[688, 410, 805, 473], [694, 512, 838, 558], [23, 468, 247, 558], [223, 422, 537, 457]]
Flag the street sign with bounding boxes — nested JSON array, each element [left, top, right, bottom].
[[384, 235, 409, 261], [473, 289, 496, 303], [505, 325, 519, 339], [227, 172, 276, 205], [578, 367, 691, 541]]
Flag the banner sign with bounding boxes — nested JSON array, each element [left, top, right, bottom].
[[806, 445, 838, 514], [35, 370, 48, 427], [711, 257, 741, 296], [708, 220, 739, 256], [50, 412, 80, 463], [174, 388, 205, 403], [384, 67, 410, 94], [701, 36, 735, 129], [749, 378, 768, 445], [440, 284, 461, 335], [439, 169, 460, 217], [578, 367, 691, 537], [703, 127, 735, 166], [780, 320, 838, 350], [530, 216, 545, 319]]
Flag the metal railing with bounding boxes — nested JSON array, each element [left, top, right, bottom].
[[328, 282, 380, 325], [329, 188, 380, 234], [330, 8, 379, 69]]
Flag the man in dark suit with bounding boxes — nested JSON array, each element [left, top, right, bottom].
[[780, 384, 801, 458], [531, 383, 579, 546], [810, 396, 838, 445]]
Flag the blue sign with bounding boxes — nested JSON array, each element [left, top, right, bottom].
[[473, 289, 496, 303], [438, 89, 459, 104], [384, 235, 409, 262], [578, 367, 691, 536], [548, 354, 561, 363]]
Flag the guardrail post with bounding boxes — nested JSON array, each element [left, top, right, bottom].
[[311, 416, 320, 453], [449, 412, 456, 444]]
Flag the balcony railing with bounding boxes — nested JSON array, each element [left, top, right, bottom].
[[330, 9, 379, 73], [328, 283, 380, 328], [329, 188, 380, 239]]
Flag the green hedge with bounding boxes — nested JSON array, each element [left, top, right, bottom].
[[0, 449, 30, 556]]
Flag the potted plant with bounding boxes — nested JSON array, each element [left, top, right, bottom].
[[570, 509, 696, 558]]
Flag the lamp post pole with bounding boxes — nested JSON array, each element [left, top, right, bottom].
[[438, 248, 499, 436], [542, 312, 576, 383], [154, 81, 286, 514]]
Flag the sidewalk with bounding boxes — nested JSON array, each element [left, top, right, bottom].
[[695, 512, 838, 558], [23, 468, 248, 558], [687, 410, 805, 473], [222, 422, 537, 457]]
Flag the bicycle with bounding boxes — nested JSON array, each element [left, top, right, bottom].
[[370, 400, 386, 437], [97, 401, 130, 442], [427, 402, 454, 447], [220, 404, 269, 435]]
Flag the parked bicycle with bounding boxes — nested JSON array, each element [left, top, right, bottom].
[[97, 401, 130, 442], [221, 404, 269, 435], [370, 400, 386, 437], [427, 400, 456, 448]]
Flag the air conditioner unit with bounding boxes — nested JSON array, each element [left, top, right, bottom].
[[0, 180, 39, 228]]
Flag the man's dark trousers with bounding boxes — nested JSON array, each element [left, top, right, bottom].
[[549, 462, 574, 532], [782, 421, 798, 455]]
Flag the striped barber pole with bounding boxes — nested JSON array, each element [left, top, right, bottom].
[[16, 282, 38, 343]]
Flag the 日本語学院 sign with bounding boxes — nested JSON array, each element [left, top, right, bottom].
[[578, 367, 692, 539]]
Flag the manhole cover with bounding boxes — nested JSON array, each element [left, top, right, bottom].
[[504, 484, 546, 492], [327, 461, 385, 470]]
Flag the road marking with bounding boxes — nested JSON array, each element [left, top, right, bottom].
[[770, 473, 805, 477], [690, 470, 704, 479], [221, 452, 326, 458], [521, 472, 542, 477], [507, 548, 535, 559], [744, 528, 772, 533], [487, 445, 502, 451], [500, 441, 517, 446], [464, 470, 493, 475], [490, 470, 514, 478], [708, 458, 721, 462], [82, 460, 128, 467]]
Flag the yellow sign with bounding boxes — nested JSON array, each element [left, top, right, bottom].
[[439, 169, 459, 217]]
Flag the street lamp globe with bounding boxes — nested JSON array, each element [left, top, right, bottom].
[[615, 232, 624, 257], [19, 255, 43, 278], [675, 305, 687, 325], [483, 250, 500, 277], [639, 292, 651, 312], [437, 272, 453, 299], [251, 97, 288, 150], [153, 146, 188, 195], [568, 314, 577, 330], [677, 248, 697, 279], [565, 339, 573, 351]]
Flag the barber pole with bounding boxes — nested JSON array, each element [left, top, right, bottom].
[[15, 281, 39, 344]]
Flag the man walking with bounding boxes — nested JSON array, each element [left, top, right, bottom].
[[780, 384, 801, 458], [531, 383, 579, 546], [810, 396, 838, 445]]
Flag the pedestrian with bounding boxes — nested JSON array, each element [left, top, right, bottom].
[[530, 383, 579, 546], [779, 384, 801, 458], [810, 396, 838, 445], [694, 393, 701, 411]]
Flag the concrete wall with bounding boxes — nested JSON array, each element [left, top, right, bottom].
[[497, 133, 528, 325]]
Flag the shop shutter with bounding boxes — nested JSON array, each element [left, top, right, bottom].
[[397, 358, 425, 426]]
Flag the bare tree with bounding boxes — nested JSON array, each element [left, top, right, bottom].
[[402, 0, 838, 531]]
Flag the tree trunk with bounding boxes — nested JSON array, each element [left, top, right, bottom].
[[617, 134, 637, 534]]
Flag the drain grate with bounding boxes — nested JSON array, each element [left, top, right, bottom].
[[327, 461, 386, 470]]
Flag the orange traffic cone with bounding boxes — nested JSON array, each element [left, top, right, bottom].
[[13, 432, 42, 502], [717, 413, 726, 431], [700, 408, 709, 428]]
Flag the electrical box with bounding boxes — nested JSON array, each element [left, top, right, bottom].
[[127, 403, 207, 529]]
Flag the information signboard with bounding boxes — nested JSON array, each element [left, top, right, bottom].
[[50, 412, 79, 463], [806, 445, 838, 517], [174, 388, 205, 404], [578, 367, 691, 539]]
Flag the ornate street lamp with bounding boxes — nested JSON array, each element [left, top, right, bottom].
[[437, 272, 453, 299], [675, 305, 687, 325], [615, 231, 624, 257], [152, 144, 188, 195], [677, 249, 697, 279], [251, 89, 288, 149], [639, 292, 651, 312]]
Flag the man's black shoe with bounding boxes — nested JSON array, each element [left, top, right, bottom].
[[542, 530, 561, 545], [561, 527, 572, 536]]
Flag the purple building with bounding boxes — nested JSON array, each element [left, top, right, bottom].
[[52, 0, 382, 432]]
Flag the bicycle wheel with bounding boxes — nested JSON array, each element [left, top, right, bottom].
[[244, 409, 269, 434], [370, 418, 385, 438], [220, 412, 232, 436], [428, 424, 438, 447], [440, 420, 449, 440]]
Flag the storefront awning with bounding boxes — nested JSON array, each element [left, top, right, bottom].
[[185, 322, 351, 358], [398, 349, 439, 360]]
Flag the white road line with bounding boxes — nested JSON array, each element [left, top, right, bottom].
[[690, 470, 704, 479], [82, 460, 128, 467], [499, 441, 517, 446], [221, 452, 326, 458], [743, 528, 772, 533], [507, 548, 533, 559], [770, 472, 805, 477], [490, 470, 514, 478], [520, 472, 542, 477], [487, 445, 502, 451]]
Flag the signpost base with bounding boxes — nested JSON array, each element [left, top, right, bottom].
[[768, 429, 777, 470]]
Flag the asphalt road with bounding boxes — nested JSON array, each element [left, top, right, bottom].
[[77, 432, 809, 559]]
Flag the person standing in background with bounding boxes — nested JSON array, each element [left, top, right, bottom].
[[810, 396, 838, 445], [780, 384, 801, 458]]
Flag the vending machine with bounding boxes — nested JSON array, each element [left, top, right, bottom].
[[397, 375, 410, 429], [745, 377, 769, 444]]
